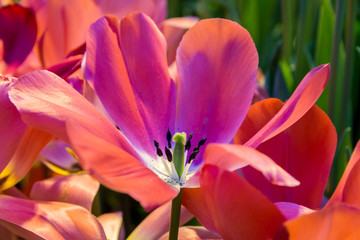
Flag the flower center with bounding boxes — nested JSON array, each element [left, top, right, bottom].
[[153, 130, 206, 186]]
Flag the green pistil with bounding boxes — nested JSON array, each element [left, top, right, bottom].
[[172, 132, 187, 177]]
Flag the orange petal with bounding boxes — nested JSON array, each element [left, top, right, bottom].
[[328, 141, 360, 208], [275, 203, 360, 240]]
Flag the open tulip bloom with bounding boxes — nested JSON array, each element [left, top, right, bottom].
[[9, 10, 330, 235]]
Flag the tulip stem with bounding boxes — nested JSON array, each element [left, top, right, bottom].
[[168, 189, 183, 240]]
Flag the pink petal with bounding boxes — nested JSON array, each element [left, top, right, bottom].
[[159, 226, 221, 240], [200, 165, 285, 240], [175, 18, 258, 165], [0, 4, 37, 73], [97, 212, 125, 240], [204, 144, 299, 186], [245, 64, 331, 148], [240, 103, 337, 209], [128, 200, 193, 240], [0, 127, 52, 191], [0, 79, 26, 173], [85, 14, 176, 156], [66, 120, 179, 211], [9, 70, 138, 158], [275, 202, 315, 220], [0, 195, 106, 240], [30, 174, 100, 212], [328, 141, 360, 208]]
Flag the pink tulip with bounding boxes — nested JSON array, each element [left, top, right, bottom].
[[9, 12, 330, 211]]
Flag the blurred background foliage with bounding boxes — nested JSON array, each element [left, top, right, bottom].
[[168, 0, 360, 196]]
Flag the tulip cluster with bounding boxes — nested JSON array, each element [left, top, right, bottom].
[[1, 0, 359, 240]]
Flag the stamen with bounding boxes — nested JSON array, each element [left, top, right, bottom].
[[153, 140, 163, 157], [160, 156, 172, 177], [198, 138, 207, 146], [187, 138, 207, 163], [154, 140, 159, 148], [180, 163, 191, 182], [170, 162, 179, 179], [166, 129, 172, 149], [165, 146, 172, 162], [185, 132, 193, 151], [188, 149, 199, 163]]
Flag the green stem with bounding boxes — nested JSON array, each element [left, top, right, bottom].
[[168, 189, 183, 240]]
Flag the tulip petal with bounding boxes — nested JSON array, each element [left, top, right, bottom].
[[0, 79, 26, 173], [97, 0, 167, 25], [240, 102, 336, 208], [200, 165, 285, 240], [274, 203, 360, 240], [120, 12, 176, 149], [66, 119, 178, 211], [204, 144, 299, 186], [30, 174, 99, 212], [159, 226, 221, 240], [40, 140, 81, 174], [97, 212, 125, 240], [85, 14, 176, 156], [176, 18, 258, 165], [328, 141, 360, 208], [0, 127, 52, 191], [46, 55, 83, 79], [0, 195, 106, 240], [9, 70, 139, 159], [275, 202, 315, 220], [181, 188, 218, 235], [160, 16, 199, 64], [128, 200, 193, 240], [244, 64, 330, 148], [0, 4, 37, 73], [234, 98, 283, 145], [36, 0, 166, 66]]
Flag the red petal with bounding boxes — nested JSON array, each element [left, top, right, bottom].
[[200, 165, 285, 240], [241, 103, 336, 209]]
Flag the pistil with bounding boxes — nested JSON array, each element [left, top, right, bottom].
[[172, 132, 187, 177]]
